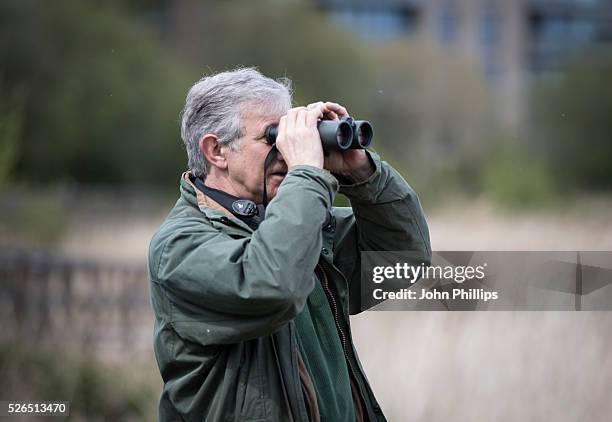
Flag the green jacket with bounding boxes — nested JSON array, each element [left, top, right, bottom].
[[148, 152, 431, 421]]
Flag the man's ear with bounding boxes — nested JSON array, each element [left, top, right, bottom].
[[199, 134, 228, 170]]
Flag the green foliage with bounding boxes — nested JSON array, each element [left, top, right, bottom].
[[193, 0, 373, 112], [0, 0, 514, 202], [532, 53, 612, 193], [2, 0, 610, 206], [0, 341, 158, 420], [1, 0, 193, 187], [364, 41, 494, 196], [482, 144, 555, 208], [0, 82, 27, 189]]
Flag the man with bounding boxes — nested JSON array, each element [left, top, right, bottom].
[[149, 68, 431, 421]]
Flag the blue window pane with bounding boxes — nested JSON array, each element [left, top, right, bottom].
[[437, 0, 458, 46]]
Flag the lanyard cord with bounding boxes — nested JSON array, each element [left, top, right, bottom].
[[262, 144, 278, 209]]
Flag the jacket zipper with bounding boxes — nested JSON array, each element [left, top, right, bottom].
[[315, 264, 370, 415]]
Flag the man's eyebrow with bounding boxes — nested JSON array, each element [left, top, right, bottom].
[[254, 132, 268, 142], [255, 122, 274, 140]]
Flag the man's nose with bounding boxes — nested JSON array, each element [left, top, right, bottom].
[[276, 151, 285, 162]]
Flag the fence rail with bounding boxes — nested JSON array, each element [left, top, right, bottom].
[[0, 247, 153, 361]]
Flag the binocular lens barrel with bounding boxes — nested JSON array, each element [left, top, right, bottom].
[[352, 121, 374, 149], [264, 117, 373, 151], [318, 120, 353, 150]]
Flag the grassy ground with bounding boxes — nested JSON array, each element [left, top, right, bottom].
[[351, 311, 612, 421], [353, 197, 612, 421], [53, 195, 612, 264]]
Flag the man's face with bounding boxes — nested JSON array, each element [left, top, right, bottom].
[[222, 110, 288, 203]]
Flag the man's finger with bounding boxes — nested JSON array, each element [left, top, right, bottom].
[[277, 115, 287, 142], [287, 106, 309, 129], [296, 107, 309, 127], [307, 101, 324, 110], [323, 110, 339, 120], [305, 105, 323, 127], [285, 108, 297, 131], [324, 102, 348, 117]]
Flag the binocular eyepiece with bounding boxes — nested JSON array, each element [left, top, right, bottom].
[[265, 116, 373, 151]]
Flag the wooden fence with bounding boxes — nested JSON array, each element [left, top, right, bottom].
[[0, 247, 153, 362]]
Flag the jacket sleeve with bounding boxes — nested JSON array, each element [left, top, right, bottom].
[[149, 166, 338, 345], [332, 151, 432, 314]]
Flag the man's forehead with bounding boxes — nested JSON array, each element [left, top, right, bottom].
[[241, 110, 282, 131]]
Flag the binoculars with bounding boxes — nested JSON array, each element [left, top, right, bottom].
[[265, 116, 373, 151]]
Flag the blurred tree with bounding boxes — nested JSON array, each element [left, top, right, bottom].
[[0, 81, 27, 189], [182, 0, 373, 112], [533, 53, 612, 193], [7, 0, 606, 206], [367, 40, 493, 195], [1, 0, 193, 187], [482, 134, 554, 207], [0, 0, 381, 188]]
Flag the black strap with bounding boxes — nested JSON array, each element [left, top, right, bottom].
[[262, 144, 278, 208], [192, 176, 263, 229]]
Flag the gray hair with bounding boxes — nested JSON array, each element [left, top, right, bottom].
[[180, 67, 293, 178]]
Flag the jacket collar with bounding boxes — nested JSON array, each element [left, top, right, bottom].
[[180, 172, 254, 232]]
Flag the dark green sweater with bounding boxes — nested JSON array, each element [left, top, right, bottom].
[[295, 275, 356, 421]]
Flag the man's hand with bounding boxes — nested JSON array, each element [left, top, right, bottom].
[[276, 105, 325, 169], [307, 101, 375, 183]]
